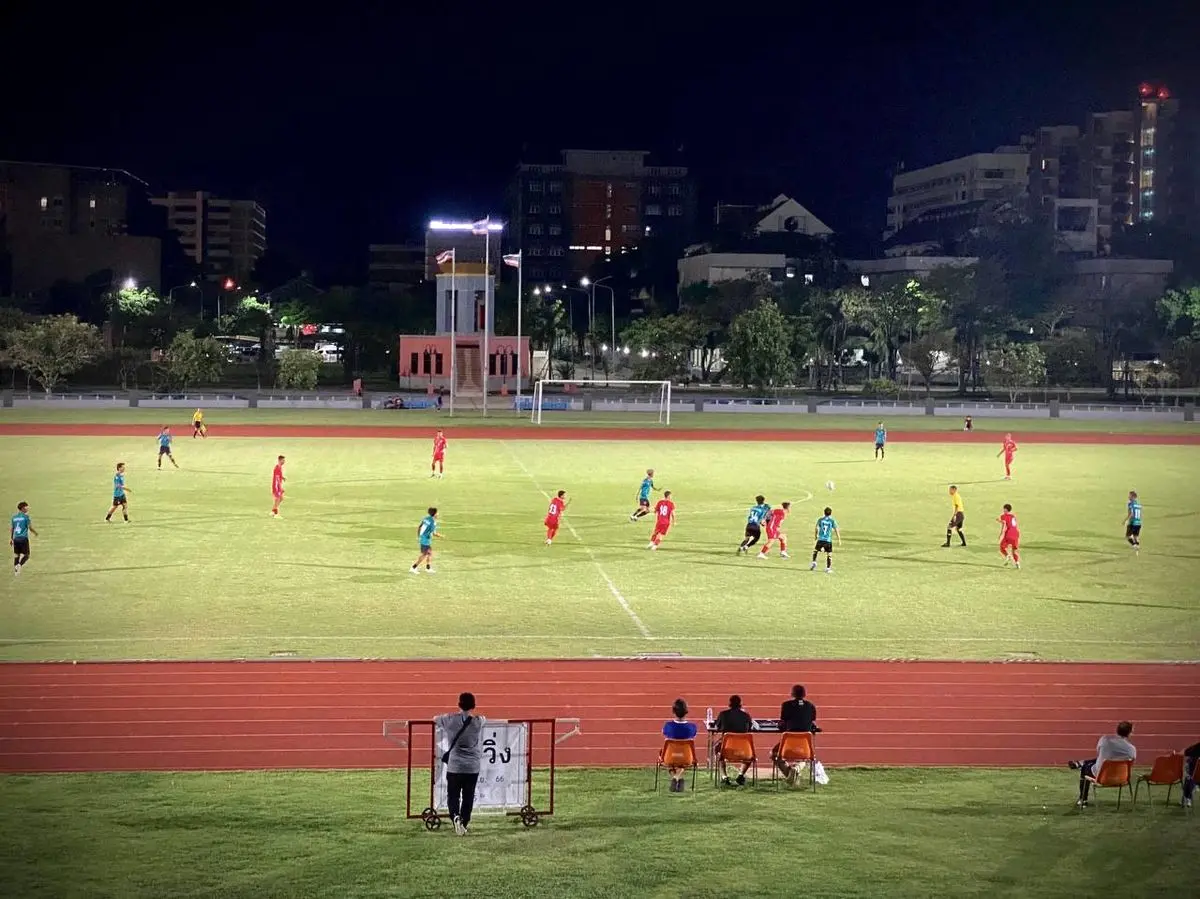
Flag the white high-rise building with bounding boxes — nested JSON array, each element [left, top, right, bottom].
[[152, 190, 267, 283]]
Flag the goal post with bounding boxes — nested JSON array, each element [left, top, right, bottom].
[[530, 379, 672, 425]]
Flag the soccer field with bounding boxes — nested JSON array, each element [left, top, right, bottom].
[[2, 430, 1198, 662]]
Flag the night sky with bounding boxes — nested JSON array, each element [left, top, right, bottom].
[[7, 3, 1198, 279]]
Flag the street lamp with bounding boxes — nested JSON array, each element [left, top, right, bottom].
[[122, 278, 137, 291], [581, 275, 616, 380], [860, 275, 871, 288]]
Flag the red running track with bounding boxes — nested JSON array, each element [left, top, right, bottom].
[[0, 423, 1197, 444], [1, 659, 1197, 773]]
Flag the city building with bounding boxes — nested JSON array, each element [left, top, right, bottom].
[[509, 149, 695, 284], [1084, 110, 1136, 244], [151, 190, 267, 283], [0, 160, 163, 295], [368, 243, 425, 292], [399, 220, 529, 395], [1134, 81, 1199, 232], [677, 251, 788, 288], [884, 146, 1030, 241], [714, 194, 833, 238]]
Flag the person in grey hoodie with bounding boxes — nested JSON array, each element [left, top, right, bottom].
[[435, 692, 485, 835]]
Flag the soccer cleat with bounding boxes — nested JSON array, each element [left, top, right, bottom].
[[425, 567, 435, 574], [546, 539, 553, 546], [13, 566, 19, 576], [826, 568, 833, 575], [809, 562, 817, 571], [756, 552, 767, 560], [409, 566, 419, 575], [780, 551, 789, 559], [647, 543, 657, 550], [1014, 562, 1020, 569], [941, 542, 950, 548]]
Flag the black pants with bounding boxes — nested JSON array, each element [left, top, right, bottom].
[[1078, 759, 1097, 800], [446, 771, 480, 825], [1185, 756, 1198, 801]]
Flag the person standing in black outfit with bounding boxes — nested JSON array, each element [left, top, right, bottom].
[[435, 692, 485, 835], [772, 684, 819, 784], [714, 695, 754, 786]]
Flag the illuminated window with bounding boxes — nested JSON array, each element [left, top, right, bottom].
[[528, 181, 544, 193], [606, 182, 613, 198], [1140, 127, 1156, 147], [1140, 169, 1154, 188], [604, 227, 611, 241], [549, 224, 561, 236], [89, 197, 97, 209], [39, 197, 48, 211], [604, 245, 611, 255], [605, 204, 612, 219], [529, 223, 544, 235]]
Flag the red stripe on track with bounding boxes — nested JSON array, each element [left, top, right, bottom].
[[2, 660, 1196, 772], [0, 423, 1197, 444]]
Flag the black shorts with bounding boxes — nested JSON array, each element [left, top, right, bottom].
[[744, 523, 762, 539], [949, 511, 964, 529], [1126, 524, 1141, 538], [12, 538, 29, 556], [814, 539, 833, 554], [159, 445, 172, 455], [638, 498, 650, 509], [113, 495, 127, 506], [193, 421, 203, 431], [875, 442, 884, 450], [418, 543, 432, 555]]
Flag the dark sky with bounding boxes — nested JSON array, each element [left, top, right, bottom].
[[6, 2, 1198, 277]]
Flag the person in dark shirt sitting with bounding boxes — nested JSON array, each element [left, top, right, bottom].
[[772, 684, 819, 784], [714, 695, 754, 786], [1182, 740, 1200, 808], [661, 698, 698, 792]]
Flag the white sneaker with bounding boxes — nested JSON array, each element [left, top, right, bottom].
[[425, 567, 435, 575], [825, 568, 833, 575], [409, 567, 419, 575], [1183, 797, 1193, 808], [647, 543, 656, 550], [453, 815, 465, 835], [780, 551, 789, 559], [545, 539, 553, 545], [756, 552, 767, 560], [1014, 562, 1020, 569]]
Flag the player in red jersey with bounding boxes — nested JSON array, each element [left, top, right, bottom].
[[431, 429, 447, 478], [544, 490, 569, 545], [757, 501, 792, 560], [648, 490, 675, 550], [998, 503, 1021, 568], [270, 455, 286, 517], [997, 433, 1018, 480]]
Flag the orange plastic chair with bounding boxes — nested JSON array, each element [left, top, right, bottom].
[[654, 739, 698, 792], [771, 731, 818, 791], [714, 732, 758, 785], [1134, 752, 1185, 806], [1084, 759, 1134, 809]]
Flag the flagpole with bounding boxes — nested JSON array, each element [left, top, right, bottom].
[[515, 251, 523, 410], [483, 218, 490, 419], [449, 250, 457, 418]]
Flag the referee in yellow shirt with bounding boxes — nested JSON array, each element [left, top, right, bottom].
[[192, 408, 207, 439], [943, 485, 966, 547]]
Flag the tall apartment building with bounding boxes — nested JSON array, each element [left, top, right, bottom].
[[509, 149, 695, 284], [1086, 110, 1137, 243], [151, 191, 267, 283], [0, 160, 163, 294], [884, 146, 1030, 240], [368, 243, 425, 292], [1134, 81, 1200, 232]]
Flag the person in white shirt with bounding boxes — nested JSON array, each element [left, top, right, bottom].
[[1068, 720, 1136, 807]]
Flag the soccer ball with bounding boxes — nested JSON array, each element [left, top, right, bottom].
[[825, 481, 835, 491]]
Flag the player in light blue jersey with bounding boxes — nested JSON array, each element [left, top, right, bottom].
[[737, 495, 772, 553], [411, 507, 442, 574], [874, 422, 887, 460], [105, 462, 131, 522], [629, 469, 657, 521], [156, 427, 179, 470], [810, 507, 841, 573], [11, 501, 37, 576], [1123, 490, 1143, 554]]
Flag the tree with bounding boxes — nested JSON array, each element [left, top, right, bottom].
[[109, 286, 174, 349], [162, 332, 226, 390], [725, 300, 794, 391], [227, 295, 277, 386], [6, 315, 104, 393], [1041, 329, 1104, 388], [619, 314, 701, 381], [848, 277, 924, 380], [904, 330, 954, 396], [276, 348, 322, 390], [1157, 285, 1200, 340], [988, 341, 1047, 402], [921, 261, 1010, 392]]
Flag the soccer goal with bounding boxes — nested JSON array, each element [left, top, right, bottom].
[[529, 379, 673, 425]]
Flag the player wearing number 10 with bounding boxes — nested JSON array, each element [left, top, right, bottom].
[[648, 491, 675, 550]]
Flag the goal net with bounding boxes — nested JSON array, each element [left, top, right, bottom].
[[529, 380, 673, 425]]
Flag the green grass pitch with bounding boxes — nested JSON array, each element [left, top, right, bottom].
[[2, 768, 1198, 899], [2, 431, 1198, 662]]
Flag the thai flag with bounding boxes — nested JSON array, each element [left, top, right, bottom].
[[502, 253, 521, 268], [435, 249, 455, 264], [471, 218, 491, 235]]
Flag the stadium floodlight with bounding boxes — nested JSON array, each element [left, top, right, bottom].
[[529, 379, 672, 426], [428, 219, 505, 232]]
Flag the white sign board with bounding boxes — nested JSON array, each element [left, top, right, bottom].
[[434, 719, 529, 814]]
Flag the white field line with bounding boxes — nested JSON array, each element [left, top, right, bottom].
[[0, 636, 1195, 647], [502, 442, 652, 639]]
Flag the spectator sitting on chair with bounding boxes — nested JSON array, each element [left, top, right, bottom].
[[1067, 720, 1136, 807], [772, 684, 819, 785], [661, 698, 698, 792], [1182, 740, 1200, 808], [714, 695, 754, 786]]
